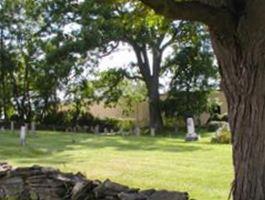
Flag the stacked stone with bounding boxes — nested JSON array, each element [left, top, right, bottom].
[[0, 163, 189, 200]]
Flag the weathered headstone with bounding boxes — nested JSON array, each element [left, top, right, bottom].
[[104, 128, 108, 134], [185, 118, 199, 141], [94, 125, 99, 134], [0, 126, 5, 132], [25, 123, 28, 133], [31, 122, 36, 134], [174, 125, 178, 134], [10, 121, 14, 132], [151, 128, 155, 137], [20, 126, 26, 146], [119, 128, 125, 136], [135, 126, 141, 136]]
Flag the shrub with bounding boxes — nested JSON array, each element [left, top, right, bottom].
[[207, 121, 227, 132], [164, 117, 186, 129], [77, 112, 94, 126], [211, 123, 231, 144], [42, 111, 72, 126], [220, 113, 228, 122], [117, 119, 135, 131]]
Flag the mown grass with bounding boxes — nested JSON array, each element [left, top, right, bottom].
[[0, 130, 232, 200]]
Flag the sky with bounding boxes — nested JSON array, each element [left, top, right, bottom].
[[97, 43, 173, 93]]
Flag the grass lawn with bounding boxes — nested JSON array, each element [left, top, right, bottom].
[[0, 131, 232, 200]]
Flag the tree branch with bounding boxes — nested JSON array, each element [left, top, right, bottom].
[[139, 0, 235, 28], [120, 69, 144, 81]]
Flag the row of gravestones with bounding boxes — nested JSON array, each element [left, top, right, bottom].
[[0, 121, 36, 146], [1, 118, 199, 146], [72, 117, 199, 141]]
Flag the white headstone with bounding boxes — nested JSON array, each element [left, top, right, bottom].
[[1, 126, 5, 132], [104, 128, 108, 133], [151, 128, 155, 137], [185, 118, 198, 141], [11, 121, 14, 132], [20, 126, 26, 146]]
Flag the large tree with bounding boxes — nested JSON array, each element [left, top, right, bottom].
[[80, 1, 176, 130], [139, 0, 265, 199]]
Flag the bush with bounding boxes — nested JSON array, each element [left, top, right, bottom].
[[211, 123, 231, 144], [42, 111, 72, 127], [164, 117, 186, 129], [77, 112, 94, 126], [220, 113, 228, 122], [117, 119, 135, 131], [207, 121, 227, 132]]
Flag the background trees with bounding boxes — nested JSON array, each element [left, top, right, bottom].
[[79, 0, 217, 130]]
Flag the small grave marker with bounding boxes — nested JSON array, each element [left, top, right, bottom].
[[20, 126, 26, 146]]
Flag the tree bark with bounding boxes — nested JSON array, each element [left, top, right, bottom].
[[210, 15, 265, 199], [132, 43, 164, 131], [147, 78, 163, 131]]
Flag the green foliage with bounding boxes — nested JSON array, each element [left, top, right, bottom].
[[117, 119, 135, 131], [41, 111, 72, 127], [94, 69, 147, 114], [163, 91, 210, 118], [207, 121, 226, 132]]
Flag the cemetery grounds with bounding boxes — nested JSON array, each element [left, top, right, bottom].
[[0, 131, 232, 200]]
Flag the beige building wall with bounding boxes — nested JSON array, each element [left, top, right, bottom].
[[88, 91, 228, 127], [88, 101, 149, 127]]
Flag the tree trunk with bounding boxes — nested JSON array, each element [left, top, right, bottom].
[[147, 79, 163, 131], [210, 19, 265, 199]]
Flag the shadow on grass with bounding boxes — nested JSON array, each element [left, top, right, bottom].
[[0, 131, 213, 166]]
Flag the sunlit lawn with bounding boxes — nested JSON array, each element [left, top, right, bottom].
[[0, 131, 232, 200]]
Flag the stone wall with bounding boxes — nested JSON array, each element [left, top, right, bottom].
[[0, 163, 189, 200]]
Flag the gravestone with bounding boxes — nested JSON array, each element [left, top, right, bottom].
[[119, 128, 125, 136], [31, 122, 36, 134], [185, 118, 199, 141], [25, 123, 28, 133], [104, 128, 108, 134], [94, 125, 99, 134], [10, 121, 14, 132], [151, 128, 155, 137], [0, 127, 5, 132], [20, 126, 26, 146], [135, 126, 141, 136]]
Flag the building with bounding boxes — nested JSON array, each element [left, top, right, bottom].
[[88, 91, 228, 127]]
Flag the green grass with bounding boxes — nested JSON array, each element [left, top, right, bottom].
[[0, 131, 232, 200]]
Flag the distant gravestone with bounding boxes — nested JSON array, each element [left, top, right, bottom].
[[119, 128, 125, 136], [31, 122, 36, 134], [1, 127, 5, 132], [104, 128, 108, 134], [10, 121, 14, 132], [94, 125, 99, 134], [185, 118, 199, 141], [135, 126, 140, 136], [151, 128, 155, 137], [25, 123, 28, 133], [20, 126, 26, 146]]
